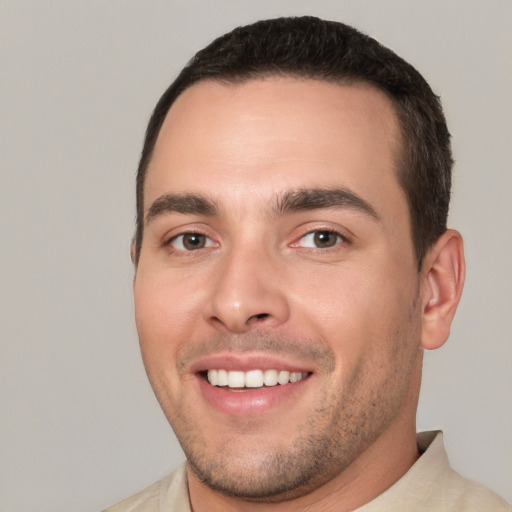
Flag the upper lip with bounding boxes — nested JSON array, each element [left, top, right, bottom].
[[189, 352, 314, 374]]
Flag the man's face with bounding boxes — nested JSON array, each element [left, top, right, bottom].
[[134, 78, 424, 501]]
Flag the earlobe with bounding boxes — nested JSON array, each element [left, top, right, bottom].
[[420, 229, 465, 350]]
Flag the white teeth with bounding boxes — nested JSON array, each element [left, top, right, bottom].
[[206, 369, 307, 388], [289, 372, 302, 383], [228, 371, 245, 388], [245, 370, 264, 388], [263, 369, 278, 386], [208, 369, 218, 386], [217, 369, 228, 386], [277, 370, 290, 385]]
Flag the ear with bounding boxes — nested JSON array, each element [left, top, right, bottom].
[[130, 241, 136, 265], [130, 240, 139, 278], [420, 229, 465, 350]]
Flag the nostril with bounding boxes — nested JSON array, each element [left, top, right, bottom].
[[251, 313, 269, 321]]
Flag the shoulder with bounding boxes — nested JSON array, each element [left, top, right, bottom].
[[420, 431, 510, 511], [436, 464, 511, 511], [102, 463, 189, 512], [413, 431, 510, 511], [361, 432, 510, 511]]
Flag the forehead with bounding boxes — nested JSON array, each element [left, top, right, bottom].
[[145, 77, 405, 218]]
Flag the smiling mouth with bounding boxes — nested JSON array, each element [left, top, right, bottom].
[[204, 369, 311, 390]]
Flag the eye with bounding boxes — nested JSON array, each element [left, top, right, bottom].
[[295, 230, 345, 249], [170, 233, 216, 251]]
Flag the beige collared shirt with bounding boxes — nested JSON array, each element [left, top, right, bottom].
[[104, 431, 510, 511]]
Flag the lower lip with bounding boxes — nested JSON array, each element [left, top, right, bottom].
[[196, 375, 311, 417]]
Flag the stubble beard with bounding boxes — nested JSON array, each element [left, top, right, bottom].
[[182, 396, 393, 503], [160, 316, 421, 503]]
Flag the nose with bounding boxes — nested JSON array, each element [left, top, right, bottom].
[[203, 246, 290, 333]]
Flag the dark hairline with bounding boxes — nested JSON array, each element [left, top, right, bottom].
[[134, 73, 410, 263], [132, 17, 452, 269]]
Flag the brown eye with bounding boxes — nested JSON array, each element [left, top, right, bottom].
[[296, 230, 343, 249], [183, 234, 206, 250], [313, 231, 339, 248], [171, 233, 214, 251]]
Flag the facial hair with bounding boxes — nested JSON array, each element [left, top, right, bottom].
[[149, 301, 422, 504]]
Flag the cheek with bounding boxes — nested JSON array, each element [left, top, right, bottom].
[[133, 270, 205, 371], [133, 271, 208, 420], [290, 261, 417, 365]]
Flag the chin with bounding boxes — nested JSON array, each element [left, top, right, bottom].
[[181, 415, 360, 503]]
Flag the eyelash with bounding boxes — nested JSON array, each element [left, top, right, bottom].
[[166, 231, 217, 252], [165, 228, 350, 253], [292, 229, 350, 250]]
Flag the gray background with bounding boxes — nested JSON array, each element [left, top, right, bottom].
[[1, 1, 511, 510]]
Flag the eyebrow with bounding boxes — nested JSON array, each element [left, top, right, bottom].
[[146, 193, 218, 224], [145, 187, 379, 225], [274, 187, 380, 220]]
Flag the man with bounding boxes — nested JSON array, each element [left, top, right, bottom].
[[106, 16, 510, 512]]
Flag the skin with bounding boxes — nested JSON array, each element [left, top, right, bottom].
[[133, 78, 465, 511]]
